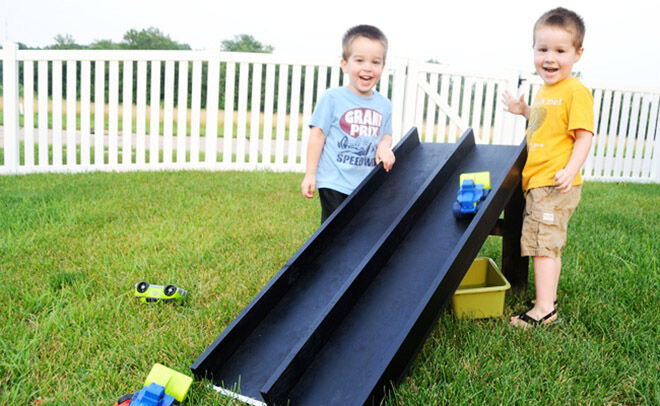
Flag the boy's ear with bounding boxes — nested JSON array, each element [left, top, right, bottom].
[[575, 47, 584, 62], [340, 58, 347, 73]]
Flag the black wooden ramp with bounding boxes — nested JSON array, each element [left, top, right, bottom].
[[191, 128, 526, 406]]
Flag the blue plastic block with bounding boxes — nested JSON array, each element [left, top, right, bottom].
[[130, 382, 175, 406]]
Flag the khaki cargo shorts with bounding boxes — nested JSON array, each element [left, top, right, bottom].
[[521, 185, 581, 258]]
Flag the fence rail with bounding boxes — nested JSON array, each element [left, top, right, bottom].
[[2, 44, 658, 183]]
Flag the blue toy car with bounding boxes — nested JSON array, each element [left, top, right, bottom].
[[129, 382, 175, 406], [452, 172, 491, 220]]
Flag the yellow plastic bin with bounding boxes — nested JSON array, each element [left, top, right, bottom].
[[452, 257, 510, 319]]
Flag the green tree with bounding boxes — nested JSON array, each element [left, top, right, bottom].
[[221, 34, 273, 53], [121, 27, 191, 50], [48, 34, 84, 50], [218, 35, 276, 111], [89, 39, 121, 50]]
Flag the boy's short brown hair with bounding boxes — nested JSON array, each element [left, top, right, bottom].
[[534, 7, 586, 49], [342, 25, 388, 61]]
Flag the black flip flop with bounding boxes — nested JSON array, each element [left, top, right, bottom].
[[514, 309, 562, 328]]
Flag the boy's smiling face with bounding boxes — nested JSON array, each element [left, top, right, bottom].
[[341, 36, 386, 97], [533, 25, 583, 86]]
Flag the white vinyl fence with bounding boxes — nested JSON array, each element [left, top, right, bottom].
[[2, 43, 659, 183], [519, 75, 660, 183]]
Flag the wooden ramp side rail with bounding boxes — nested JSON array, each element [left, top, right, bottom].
[[260, 129, 476, 404], [190, 128, 421, 379]]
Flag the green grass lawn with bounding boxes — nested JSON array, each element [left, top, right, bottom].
[[0, 172, 657, 405]]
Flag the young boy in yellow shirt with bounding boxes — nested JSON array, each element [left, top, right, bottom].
[[503, 7, 594, 327]]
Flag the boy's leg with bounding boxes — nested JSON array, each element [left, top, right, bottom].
[[318, 188, 349, 223], [524, 256, 560, 305], [513, 186, 580, 327], [511, 256, 560, 324], [553, 256, 561, 301]]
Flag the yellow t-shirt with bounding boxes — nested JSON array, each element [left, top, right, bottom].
[[523, 77, 594, 191]]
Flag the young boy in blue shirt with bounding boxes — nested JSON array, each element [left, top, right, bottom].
[[301, 25, 396, 223], [503, 7, 594, 327]]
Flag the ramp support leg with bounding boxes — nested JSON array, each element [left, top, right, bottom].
[[501, 181, 528, 293]]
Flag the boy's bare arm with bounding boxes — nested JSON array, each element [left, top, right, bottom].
[[376, 134, 395, 172], [301, 126, 326, 198], [554, 129, 593, 193], [502, 91, 530, 119]]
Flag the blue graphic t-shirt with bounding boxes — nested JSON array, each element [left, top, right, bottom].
[[310, 87, 393, 195]]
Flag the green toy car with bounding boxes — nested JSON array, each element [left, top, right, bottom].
[[135, 281, 187, 303]]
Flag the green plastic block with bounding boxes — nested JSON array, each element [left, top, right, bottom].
[[459, 171, 491, 189], [145, 363, 193, 402]]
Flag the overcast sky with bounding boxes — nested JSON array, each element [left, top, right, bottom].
[[4, 0, 659, 89]]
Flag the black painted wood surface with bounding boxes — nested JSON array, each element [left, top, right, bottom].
[[191, 128, 526, 406]]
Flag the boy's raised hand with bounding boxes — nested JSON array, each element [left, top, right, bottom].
[[502, 91, 530, 119]]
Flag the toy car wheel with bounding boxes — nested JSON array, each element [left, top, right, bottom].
[[136, 281, 149, 293], [452, 202, 462, 219], [117, 393, 133, 404], [164, 284, 177, 297]]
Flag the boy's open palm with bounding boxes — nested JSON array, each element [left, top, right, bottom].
[[502, 91, 529, 118]]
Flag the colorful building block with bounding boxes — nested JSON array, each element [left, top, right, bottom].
[[145, 363, 193, 402], [453, 172, 491, 219], [130, 382, 175, 406]]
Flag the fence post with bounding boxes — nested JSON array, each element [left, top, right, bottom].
[[653, 116, 660, 182], [389, 59, 408, 145], [401, 59, 419, 133], [2, 42, 20, 173], [499, 72, 526, 145]]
